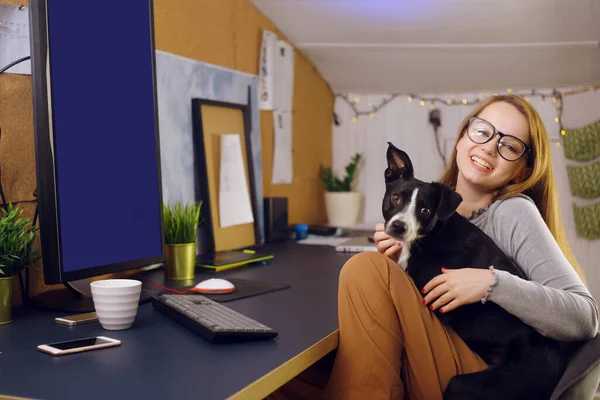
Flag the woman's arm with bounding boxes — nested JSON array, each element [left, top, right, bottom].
[[486, 196, 599, 341]]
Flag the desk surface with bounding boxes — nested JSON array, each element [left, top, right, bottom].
[[0, 242, 353, 400]]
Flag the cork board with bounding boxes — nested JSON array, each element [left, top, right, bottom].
[[192, 100, 257, 252]]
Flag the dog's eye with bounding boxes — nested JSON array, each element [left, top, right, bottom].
[[391, 194, 402, 204], [421, 208, 431, 215]]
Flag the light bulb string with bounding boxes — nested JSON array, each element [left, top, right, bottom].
[[336, 87, 581, 128]]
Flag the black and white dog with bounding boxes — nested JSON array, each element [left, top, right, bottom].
[[382, 142, 570, 399]]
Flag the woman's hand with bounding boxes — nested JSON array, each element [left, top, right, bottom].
[[374, 223, 403, 263], [422, 268, 494, 313]]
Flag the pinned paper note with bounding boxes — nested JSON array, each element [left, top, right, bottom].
[[258, 30, 277, 110], [273, 40, 294, 111], [219, 134, 255, 228], [272, 110, 293, 184], [0, 4, 31, 75]]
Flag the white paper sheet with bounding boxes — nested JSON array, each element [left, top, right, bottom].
[[272, 110, 293, 184], [258, 30, 277, 110], [219, 134, 255, 228], [273, 40, 294, 111], [0, 4, 30, 75], [297, 235, 349, 247]]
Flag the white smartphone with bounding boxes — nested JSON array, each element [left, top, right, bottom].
[[37, 336, 121, 356], [55, 312, 98, 326]]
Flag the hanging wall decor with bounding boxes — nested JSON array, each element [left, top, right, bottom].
[[562, 116, 600, 240], [567, 161, 600, 199], [573, 202, 600, 240], [563, 119, 600, 162]]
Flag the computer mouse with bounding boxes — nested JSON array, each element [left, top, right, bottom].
[[192, 278, 235, 294]]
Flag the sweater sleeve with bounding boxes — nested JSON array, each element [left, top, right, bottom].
[[486, 196, 599, 341]]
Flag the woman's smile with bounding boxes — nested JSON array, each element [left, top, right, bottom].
[[470, 155, 494, 172]]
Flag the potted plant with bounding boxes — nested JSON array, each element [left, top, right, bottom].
[[0, 204, 40, 324], [319, 153, 362, 227], [163, 201, 202, 280]]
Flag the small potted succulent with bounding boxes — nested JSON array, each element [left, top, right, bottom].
[[319, 153, 362, 227], [162, 201, 202, 280], [0, 204, 40, 324]]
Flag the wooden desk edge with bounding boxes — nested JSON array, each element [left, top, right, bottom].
[[227, 330, 339, 400]]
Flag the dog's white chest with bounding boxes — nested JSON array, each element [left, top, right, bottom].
[[398, 242, 411, 269]]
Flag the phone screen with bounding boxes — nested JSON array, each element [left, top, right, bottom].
[[48, 337, 113, 350]]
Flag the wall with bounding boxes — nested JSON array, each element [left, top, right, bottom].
[[333, 88, 600, 302], [0, 0, 334, 305], [153, 0, 334, 224]]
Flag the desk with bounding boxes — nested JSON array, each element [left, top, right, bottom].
[[0, 242, 353, 400]]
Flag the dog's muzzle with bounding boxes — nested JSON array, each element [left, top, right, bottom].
[[390, 220, 406, 236]]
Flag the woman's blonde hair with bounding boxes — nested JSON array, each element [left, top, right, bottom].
[[438, 94, 586, 282]]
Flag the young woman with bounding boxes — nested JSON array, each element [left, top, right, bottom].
[[321, 94, 599, 399]]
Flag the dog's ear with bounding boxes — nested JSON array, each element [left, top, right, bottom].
[[385, 142, 414, 183], [433, 182, 462, 220]]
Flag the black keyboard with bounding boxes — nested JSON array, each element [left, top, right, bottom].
[[152, 294, 278, 344]]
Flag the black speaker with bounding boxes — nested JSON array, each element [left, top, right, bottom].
[[264, 197, 289, 243]]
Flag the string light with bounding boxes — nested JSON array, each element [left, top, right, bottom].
[[335, 86, 579, 133]]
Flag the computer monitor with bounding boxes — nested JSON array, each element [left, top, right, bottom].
[[29, 0, 165, 311]]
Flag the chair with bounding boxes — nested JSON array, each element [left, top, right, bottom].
[[550, 334, 600, 399]]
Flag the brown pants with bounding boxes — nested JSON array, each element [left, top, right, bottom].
[[270, 252, 488, 400]]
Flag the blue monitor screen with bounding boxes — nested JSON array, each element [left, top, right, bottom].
[[46, 0, 163, 273]]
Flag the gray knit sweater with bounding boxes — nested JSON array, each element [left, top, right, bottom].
[[467, 194, 599, 341]]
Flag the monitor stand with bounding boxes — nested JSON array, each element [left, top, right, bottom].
[[29, 280, 153, 313]]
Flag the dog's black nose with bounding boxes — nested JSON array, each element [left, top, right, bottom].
[[391, 221, 406, 235]]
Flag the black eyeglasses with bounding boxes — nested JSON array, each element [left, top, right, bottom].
[[466, 117, 531, 162]]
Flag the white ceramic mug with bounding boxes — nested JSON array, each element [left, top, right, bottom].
[[90, 279, 142, 330]]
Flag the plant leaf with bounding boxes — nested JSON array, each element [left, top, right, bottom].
[[163, 201, 202, 244]]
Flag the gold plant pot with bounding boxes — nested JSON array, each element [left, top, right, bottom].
[[0, 275, 15, 325], [164, 243, 197, 280]]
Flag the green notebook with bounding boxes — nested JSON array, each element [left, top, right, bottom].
[[196, 249, 274, 272]]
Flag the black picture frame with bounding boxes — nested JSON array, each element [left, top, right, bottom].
[[191, 92, 261, 254]]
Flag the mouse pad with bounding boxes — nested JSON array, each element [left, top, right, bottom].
[[199, 278, 291, 303]]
